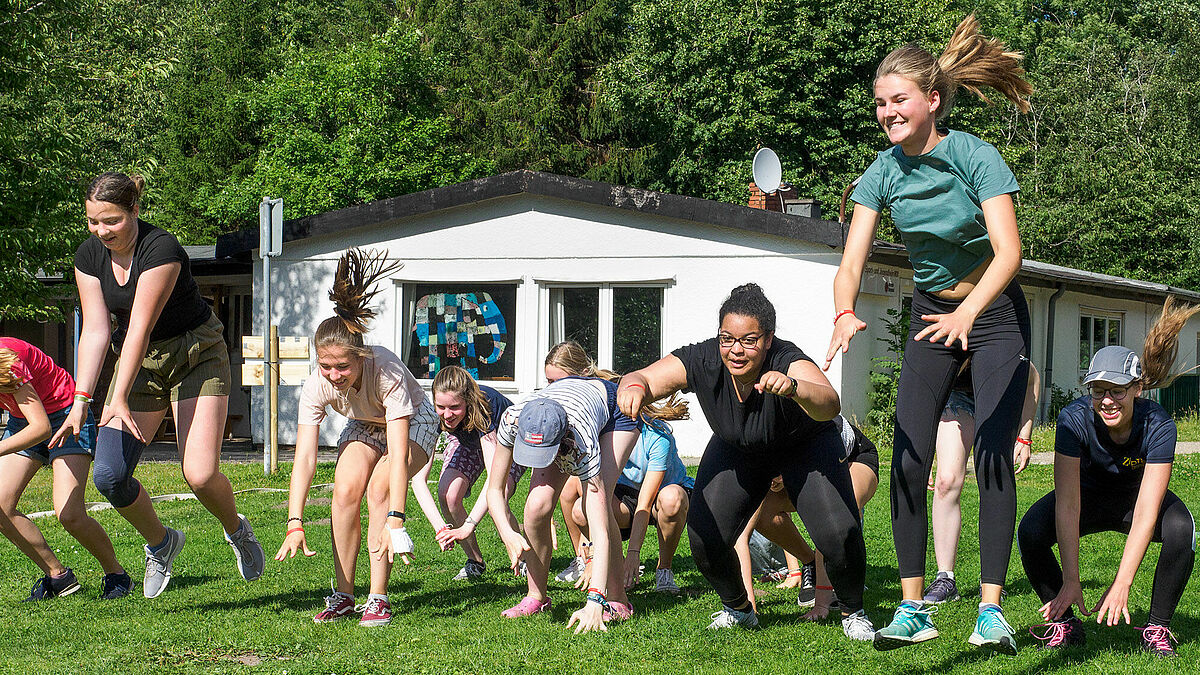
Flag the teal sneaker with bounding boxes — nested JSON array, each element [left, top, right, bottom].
[[873, 601, 939, 651], [968, 604, 1018, 655]]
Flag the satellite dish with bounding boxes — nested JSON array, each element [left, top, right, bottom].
[[752, 147, 782, 194]]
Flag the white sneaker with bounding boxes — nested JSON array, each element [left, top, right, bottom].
[[655, 568, 681, 594], [143, 527, 185, 599], [707, 606, 759, 630], [554, 556, 585, 583], [841, 609, 876, 641], [452, 559, 486, 581]]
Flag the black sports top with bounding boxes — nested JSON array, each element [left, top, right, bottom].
[[1055, 396, 1177, 492]]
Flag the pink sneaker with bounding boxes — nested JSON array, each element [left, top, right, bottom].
[[313, 592, 356, 623], [603, 600, 635, 621], [501, 596, 552, 618], [358, 597, 392, 627]]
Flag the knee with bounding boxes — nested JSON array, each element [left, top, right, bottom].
[[1017, 510, 1052, 552], [1161, 507, 1196, 553], [365, 480, 389, 507], [182, 465, 220, 493], [570, 500, 586, 528], [56, 503, 87, 531], [332, 483, 365, 513], [523, 493, 555, 528], [933, 474, 963, 501], [657, 487, 686, 520], [92, 459, 139, 509]]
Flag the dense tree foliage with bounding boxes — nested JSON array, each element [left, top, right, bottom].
[[3, 0, 1199, 319]]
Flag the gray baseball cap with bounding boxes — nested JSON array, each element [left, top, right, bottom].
[[513, 397, 569, 469], [1083, 345, 1142, 386]]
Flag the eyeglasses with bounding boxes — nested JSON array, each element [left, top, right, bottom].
[[717, 333, 763, 350], [1089, 385, 1129, 401]]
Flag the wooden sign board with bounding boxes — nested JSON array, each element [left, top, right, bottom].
[[242, 362, 311, 386], [242, 336, 310, 359]]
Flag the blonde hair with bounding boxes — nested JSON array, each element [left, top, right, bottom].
[[0, 349, 22, 393], [314, 248, 403, 357], [877, 14, 1032, 120], [1138, 296, 1200, 391], [545, 341, 689, 422], [86, 172, 146, 213], [431, 365, 492, 433]]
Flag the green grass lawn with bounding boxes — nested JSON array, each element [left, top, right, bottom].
[[2, 451, 1198, 674]]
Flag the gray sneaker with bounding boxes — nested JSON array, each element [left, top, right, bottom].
[[841, 609, 876, 641], [453, 559, 487, 581], [654, 568, 681, 594], [554, 556, 585, 583], [225, 514, 265, 581], [707, 606, 759, 630], [922, 573, 960, 604], [143, 527, 185, 599]]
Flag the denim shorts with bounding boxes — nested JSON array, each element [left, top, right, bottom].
[[8, 406, 97, 465], [943, 390, 976, 418]]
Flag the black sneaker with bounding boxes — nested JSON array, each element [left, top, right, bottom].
[[1140, 624, 1178, 658], [23, 569, 81, 602], [100, 572, 133, 600], [796, 562, 817, 609], [1030, 616, 1086, 650], [921, 573, 960, 604]]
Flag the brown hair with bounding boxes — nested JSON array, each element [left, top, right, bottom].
[[314, 248, 403, 357], [876, 14, 1032, 120], [1138, 296, 1200, 390], [545, 341, 689, 422], [0, 349, 22, 393], [431, 365, 491, 433], [85, 172, 146, 213]]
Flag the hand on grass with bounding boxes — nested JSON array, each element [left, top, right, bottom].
[[274, 529, 316, 560], [1090, 581, 1132, 626], [567, 601, 608, 634], [1039, 580, 1090, 622]]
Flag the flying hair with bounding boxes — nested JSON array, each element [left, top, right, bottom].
[[314, 248, 403, 357], [876, 14, 1032, 120], [431, 365, 491, 433], [1137, 296, 1200, 391]]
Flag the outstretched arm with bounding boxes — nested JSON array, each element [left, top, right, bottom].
[[275, 423, 319, 560], [617, 355, 689, 420], [0, 385, 52, 457], [825, 204, 880, 370], [1092, 461, 1172, 625]]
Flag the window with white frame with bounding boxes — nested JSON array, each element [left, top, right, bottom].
[[1079, 309, 1123, 378], [546, 284, 665, 376], [401, 282, 518, 381]]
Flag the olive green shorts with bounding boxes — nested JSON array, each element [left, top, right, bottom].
[[106, 313, 231, 412]]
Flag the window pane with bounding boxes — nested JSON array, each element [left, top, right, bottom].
[[406, 283, 517, 381], [1093, 317, 1105, 350], [1080, 316, 1091, 371], [613, 287, 663, 374], [558, 287, 599, 357], [1108, 319, 1121, 347]]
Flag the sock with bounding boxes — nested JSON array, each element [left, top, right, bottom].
[[899, 599, 922, 609], [148, 531, 171, 553], [979, 602, 1001, 612], [368, 593, 388, 603], [937, 570, 955, 580], [51, 570, 71, 580]]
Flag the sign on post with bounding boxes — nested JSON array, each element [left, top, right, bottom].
[[259, 197, 284, 474]]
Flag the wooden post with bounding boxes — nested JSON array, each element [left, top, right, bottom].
[[269, 324, 280, 474]]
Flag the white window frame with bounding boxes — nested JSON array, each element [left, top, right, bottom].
[[1079, 307, 1124, 381], [536, 280, 672, 386]]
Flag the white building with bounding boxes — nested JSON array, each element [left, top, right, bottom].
[[216, 171, 1200, 455]]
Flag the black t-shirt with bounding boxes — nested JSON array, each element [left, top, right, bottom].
[[1055, 396, 1177, 491], [672, 337, 834, 453], [74, 220, 211, 344], [447, 385, 512, 454]]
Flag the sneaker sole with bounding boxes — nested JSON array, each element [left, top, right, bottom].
[[56, 581, 82, 597], [314, 612, 357, 624], [797, 598, 816, 609], [969, 633, 1018, 656], [922, 594, 961, 604], [358, 618, 392, 627], [872, 628, 939, 651]]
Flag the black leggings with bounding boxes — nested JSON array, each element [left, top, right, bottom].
[[687, 426, 867, 612], [1018, 486, 1196, 626], [892, 281, 1030, 585]]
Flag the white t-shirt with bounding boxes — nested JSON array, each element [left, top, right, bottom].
[[496, 378, 610, 481], [297, 346, 427, 425]]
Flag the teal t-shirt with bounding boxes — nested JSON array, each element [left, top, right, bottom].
[[618, 419, 694, 491], [850, 130, 1019, 292]]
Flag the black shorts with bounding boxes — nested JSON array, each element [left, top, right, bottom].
[[615, 481, 692, 541], [846, 426, 880, 477]]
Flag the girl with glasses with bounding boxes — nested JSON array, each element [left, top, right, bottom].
[[1018, 298, 1199, 658]]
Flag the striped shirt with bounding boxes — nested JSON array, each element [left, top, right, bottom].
[[497, 377, 621, 481]]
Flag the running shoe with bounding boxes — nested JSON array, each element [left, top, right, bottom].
[[758, 568, 788, 584], [358, 597, 392, 627], [1030, 616, 1085, 650], [922, 572, 960, 604], [796, 562, 817, 609], [968, 604, 1018, 655], [143, 528, 185, 599], [22, 569, 81, 602], [1140, 624, 1178, 658], [99, 572, 133, 600], [225, 514, 265, 581], [555, 556, 586, 583], [841, 609, 876, 641], [314, 591, 356, 623], [707, 606, 760, 630], [453, 559, 487, 581], [873, 601, 939, 651], [655, 568, 681, 595], [501, 596, 552, 618], [603, 600, 635, 621]]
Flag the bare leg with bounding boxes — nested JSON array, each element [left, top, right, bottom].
[[524, 466, 569, 602], [559, 476, 585, 554], [52, 454, 124, 574], [654, 484, 688, 570], [366, 441, 431, 596], [174, 396, 239, 533], [931, 414, 972, 574], [330, 442, 377, 595], [0, 454, 63, 575], [438, 468, 483, 563]]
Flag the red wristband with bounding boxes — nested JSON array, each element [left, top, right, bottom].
[[1016, 437, 1032, 446], [286, 527, 304, 536], [833, 309, 856, 325], [815, 585, 834, 591], [623, 382, 645, 391], [73, 390, 91, 400], [787, 571, 803, 578]]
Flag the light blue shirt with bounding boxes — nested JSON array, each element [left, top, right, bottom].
[[618, 420, 693, 491]]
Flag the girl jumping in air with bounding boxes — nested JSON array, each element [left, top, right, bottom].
[[0, 339, 129, 600], [54, 172, 263, 598], [1019, 298, 1199, 658], [275, 249, 446, 627], [826, 16, 1033, 653]]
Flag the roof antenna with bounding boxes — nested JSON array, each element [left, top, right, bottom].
[[752, 147, 786, 212]]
